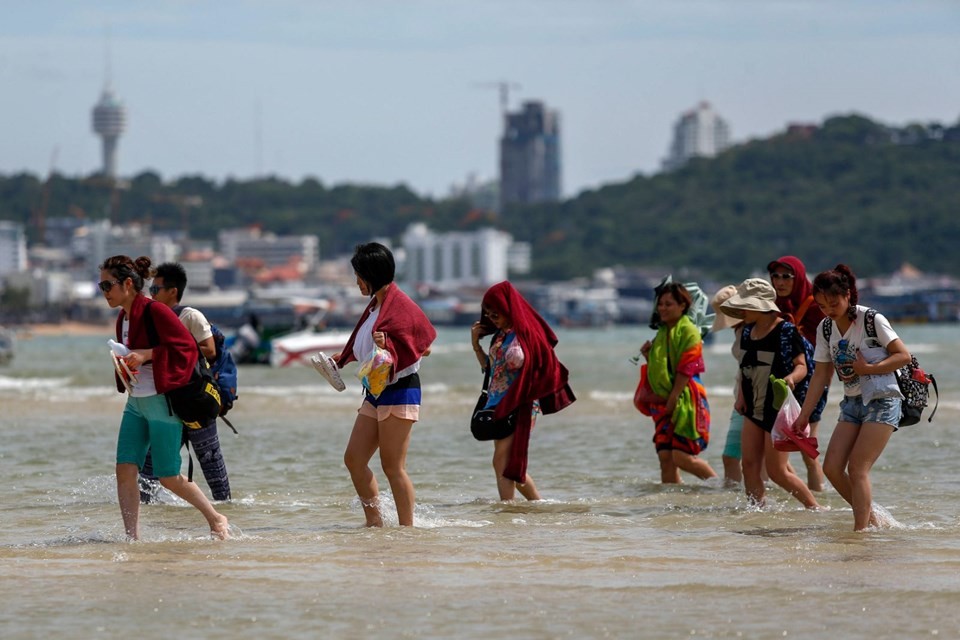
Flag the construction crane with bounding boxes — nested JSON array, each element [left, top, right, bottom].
[[31, 147, 59, 245], [475, 80, 521, 117]]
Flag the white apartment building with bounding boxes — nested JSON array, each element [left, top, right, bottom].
[[0, 221, 28, 276], [218, 228, 318, 271], [662, 101, 731, 171], [401, 223, 528, 289]]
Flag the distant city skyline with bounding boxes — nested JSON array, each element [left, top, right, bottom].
[[1, 1, 958, 198]]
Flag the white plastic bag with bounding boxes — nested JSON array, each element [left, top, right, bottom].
[[771, 390, 819, 458], [771, 390, 806, 449]]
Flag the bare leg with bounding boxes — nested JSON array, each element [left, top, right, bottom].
[[672, 450, 717, 480], [847, 423, 893, 531], [741, 420, 767, 506], [657, 450, 681, 483], [802, 421, 825, 491], [722, 455, 742, 487], [343, 412, 383, 527], [763, 440, 820, 509], [157, 475, 230, 539], [493, 435, 541, 500], [823, 421, 860, 507], [377, 415, 416, 526], [117, 463, 141, 540]]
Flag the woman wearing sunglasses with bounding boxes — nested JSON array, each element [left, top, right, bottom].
[[99, 255, 230, 540], [768, 256, 828, 492]]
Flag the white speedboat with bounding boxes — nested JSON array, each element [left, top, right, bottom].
[[269, 329, 353, 367]]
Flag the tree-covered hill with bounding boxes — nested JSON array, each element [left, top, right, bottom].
[[502, 114, 960, 280], [2, 113, 958, 281]]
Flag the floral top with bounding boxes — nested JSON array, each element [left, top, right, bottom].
[[485, 331, 540, 415]]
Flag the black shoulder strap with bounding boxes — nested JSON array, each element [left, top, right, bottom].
[[864, 308, 878, 339], [822, 317, 833, 343], [142, 301, 159, 348]]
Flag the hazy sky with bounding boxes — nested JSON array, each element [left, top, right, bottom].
[[2, 1, 958, 198]]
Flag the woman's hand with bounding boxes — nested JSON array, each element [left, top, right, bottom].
[[123, 349, 151, 370], [373, 331, 386, 348], [790, 415, 810, 436], [640, 340, 652, 361], [471, 322, 487, 370]]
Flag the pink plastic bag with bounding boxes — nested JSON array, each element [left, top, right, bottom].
[[771, 391, 820, 458]]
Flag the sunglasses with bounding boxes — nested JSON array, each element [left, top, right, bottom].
[[98, 280, 122, 293], [482, 309, 501, 321], [148, 285, 169, 296], [770, 273, 795, 280]]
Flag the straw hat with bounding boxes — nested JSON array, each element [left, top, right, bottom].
[[720, 278, 780, 318], [710, 285, 743, 332]]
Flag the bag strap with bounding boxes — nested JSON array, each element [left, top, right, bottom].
[[821, 317, 832, 343], [220, 415, 239, 435], [927, 374, 939, 423], [864, 308, 878, 339], [795, 295, 815, 325]]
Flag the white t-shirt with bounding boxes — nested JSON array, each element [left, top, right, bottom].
[[351, 304, 422, 383], [813, 305, 899, 398], [177, 306, 213, 343], [353, 306, 380, 363], [122, 317, 157, 397]]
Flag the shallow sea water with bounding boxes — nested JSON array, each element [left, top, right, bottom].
[[2, 325, 959, 639]]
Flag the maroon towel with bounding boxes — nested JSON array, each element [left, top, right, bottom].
[[337, 283, 436, 375], [769, 255, 825, 345], [481, 282, 575, 482]]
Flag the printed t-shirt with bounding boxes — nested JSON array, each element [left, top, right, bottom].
[[813, 304, 899, 398]]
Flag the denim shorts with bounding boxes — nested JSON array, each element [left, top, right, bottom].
[[839, 395, 901, 429]]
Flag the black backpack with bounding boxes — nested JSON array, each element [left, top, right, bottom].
[[172, 305, 239, 434], [822, 309, 938, 427]]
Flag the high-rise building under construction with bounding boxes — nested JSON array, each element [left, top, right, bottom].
[[499, 101, 562, 208]]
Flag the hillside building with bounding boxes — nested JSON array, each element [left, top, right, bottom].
[[662, 101, 731, 171], [499, 101, 562, 207]]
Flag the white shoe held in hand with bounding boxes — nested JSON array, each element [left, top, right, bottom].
[[311, 351, 346, 392]]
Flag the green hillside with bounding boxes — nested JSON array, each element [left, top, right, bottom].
[[2, 114, 958, 281], [503, 114, 960, 280]]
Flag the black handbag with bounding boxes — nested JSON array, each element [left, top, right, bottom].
[[470, 367, 517, 441]]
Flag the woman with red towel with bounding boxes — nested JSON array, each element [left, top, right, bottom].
[[335, 243, 437, 527], [470, 281, 575, 500]]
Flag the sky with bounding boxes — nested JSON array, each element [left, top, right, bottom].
[[2, 0, 959, 198]]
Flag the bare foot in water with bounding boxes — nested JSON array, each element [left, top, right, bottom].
[[210, 515, 231, 540]]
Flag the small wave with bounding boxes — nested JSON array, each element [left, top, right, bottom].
[[0, 375, 71, 390], [588, 390, 632, 402]]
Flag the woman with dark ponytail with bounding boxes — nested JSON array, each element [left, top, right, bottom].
[[791, 264, 911, 531], [100, 255, 230, 540]]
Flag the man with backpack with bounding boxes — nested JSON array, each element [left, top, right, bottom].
[[141, 262, 235, 501]]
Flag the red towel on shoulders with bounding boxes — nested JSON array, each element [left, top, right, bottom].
[[337, 282, 437, 375], [481, 282, 575, 483], [114, 294, 198, 394]]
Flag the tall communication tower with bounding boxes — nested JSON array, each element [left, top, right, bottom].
[[91, 39, 127, 179]]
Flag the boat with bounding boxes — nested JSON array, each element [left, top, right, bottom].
[[268, 328, 353, 367]]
